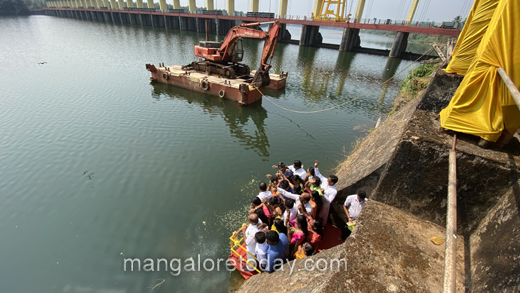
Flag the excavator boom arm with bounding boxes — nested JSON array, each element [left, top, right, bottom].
[[219, 24, 267, 60], [259, 22, 281, 72]]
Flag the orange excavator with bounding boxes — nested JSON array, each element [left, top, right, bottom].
[[182, 21, 281, 88]]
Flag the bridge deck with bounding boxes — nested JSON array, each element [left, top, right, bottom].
[[45, 8, 461, 37]]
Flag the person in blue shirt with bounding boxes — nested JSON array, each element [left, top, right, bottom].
[[263, 231, 286, 273], [278, 231, 290, 259]]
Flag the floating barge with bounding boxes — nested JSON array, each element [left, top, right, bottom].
[[146, 64, 287, 105]]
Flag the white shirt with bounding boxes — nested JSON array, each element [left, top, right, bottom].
[[344, 194, 367, 220], [289, 165, 307, 180], [315, 167, 338, 203], [255, 242, 268, 265], [277, 188, 313, 216], [245, 223, 261, 252], [282, 204, 298, 223], [257, 191, 272, 202]]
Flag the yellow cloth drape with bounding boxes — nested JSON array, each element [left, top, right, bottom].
[[440, 0, 520, 142], [445, 0, 500, 75]]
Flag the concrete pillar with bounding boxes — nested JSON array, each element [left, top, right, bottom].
[[251, 0, 258, 12], [354, 0, 366, 22], [226, 0, 234, 16], [279, 0, 287, 18], [90, 0, 95, 7], [136, 0, 142, 8], [188, 0, 196, 13], [118, 0, 124, 9], [206, 0, 214, 11], [103, 0, 109, 7], [127, 0, 134, 8], [300, 25, 322, 46], [146, 0, 153, 9], [406, 0, 419, 24], [110, 0, 117, 9], [173, 0, 180, 9], [339, 28, 360, 51], [389, 32, 409, 58], [96, 0, 102, 8], [159, 0, 166, 11]]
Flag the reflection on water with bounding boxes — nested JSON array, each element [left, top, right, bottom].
[[151, 83, 270, 158], [334, 51, 357, 97], [0, 15, 421, 293], [379, 57, 403, 105]]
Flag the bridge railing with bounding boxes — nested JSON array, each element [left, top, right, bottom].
[[51, 7, 464, 30]]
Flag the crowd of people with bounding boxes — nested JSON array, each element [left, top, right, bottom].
[[233, 160, 368, 273]]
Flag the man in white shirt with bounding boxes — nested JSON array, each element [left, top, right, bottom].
[[276, 188, 313, 216], [257, 182, 272, 202], [344, 191, 367, 222], [288, 160, 307, 180], [314, 160, 338, 226], [234, 213, 262, 270], [341, 191, 367, 239]]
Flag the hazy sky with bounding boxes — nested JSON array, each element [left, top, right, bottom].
[[187, 0, 475, 22]]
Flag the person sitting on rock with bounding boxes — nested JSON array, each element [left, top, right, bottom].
[[341, 190, 367, 240], [314, 160, 338, 227]]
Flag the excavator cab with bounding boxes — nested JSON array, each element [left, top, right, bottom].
[[229, 38, 244, 63]]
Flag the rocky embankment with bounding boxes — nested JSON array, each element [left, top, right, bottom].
[[236, 70, 520, 292]]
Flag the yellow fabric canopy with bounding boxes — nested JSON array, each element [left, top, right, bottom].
[[445, 0, 500, 75], [440, 0, 520, 142]]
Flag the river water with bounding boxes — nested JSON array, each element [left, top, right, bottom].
[[1, 15, 421, 293]]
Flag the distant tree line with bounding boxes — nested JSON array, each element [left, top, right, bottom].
[[0, 0, 45, 15], [361, 29, 450, 44]]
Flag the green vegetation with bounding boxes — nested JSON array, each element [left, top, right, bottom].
[[0, 0, 30, 15], [388, 63, 437, 117], [399, 63, 436, 98], [0, 0, 44, 15], [362, 29, 450, 44]]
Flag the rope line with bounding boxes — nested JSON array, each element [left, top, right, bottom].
[[255, 48, 434, 114]]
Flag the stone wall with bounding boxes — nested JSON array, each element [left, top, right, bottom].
[[469, 181, 520, 292]]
